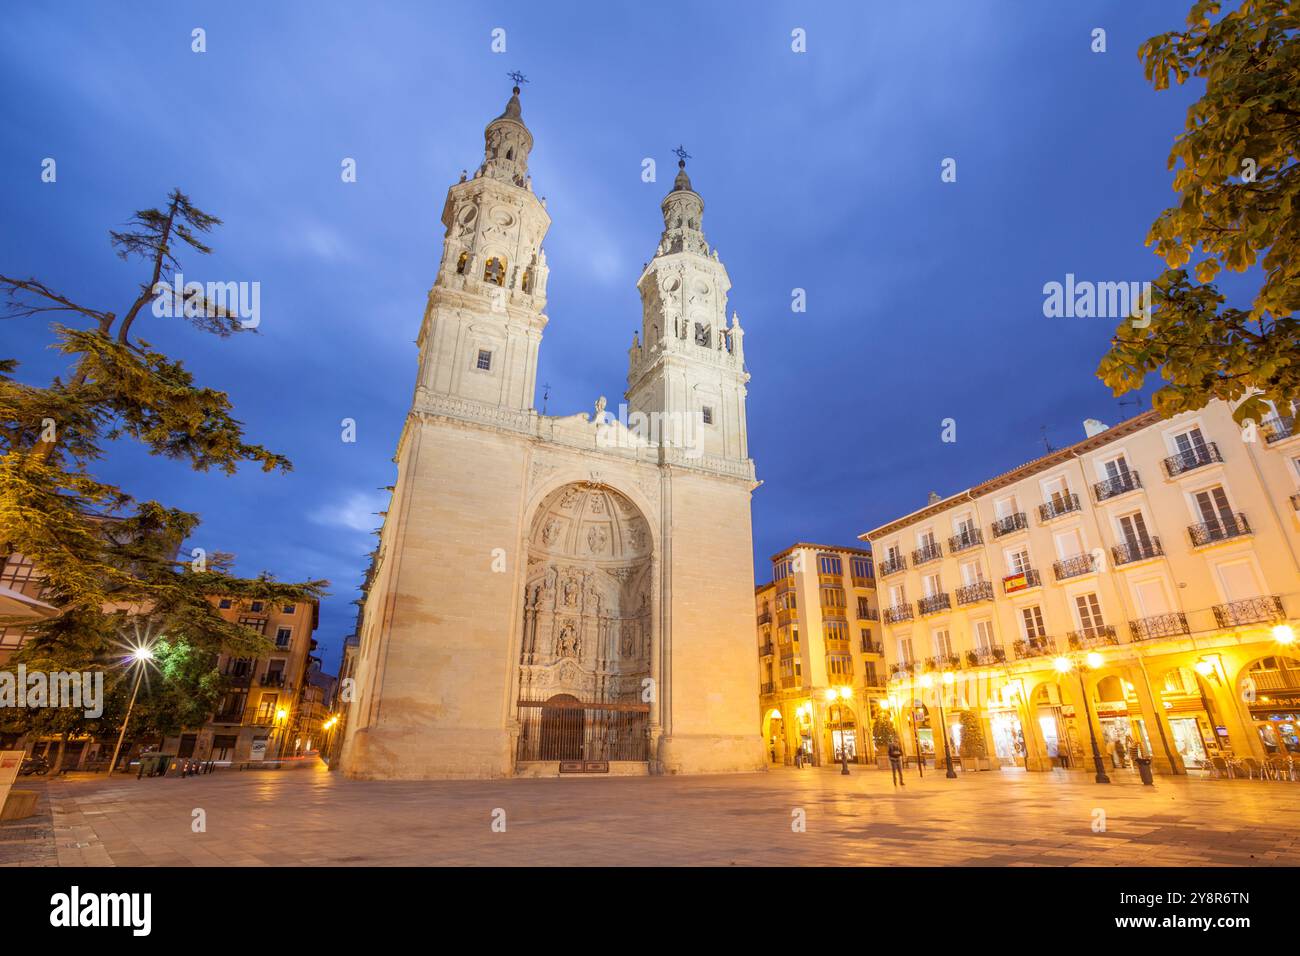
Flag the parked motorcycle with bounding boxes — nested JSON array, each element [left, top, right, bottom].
[[19, 754, 50, 776]]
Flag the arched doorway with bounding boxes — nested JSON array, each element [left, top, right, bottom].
[[1031, 681, 1077, 768], [515, 483, 653, 766], [762, 709, 785, 765], [539, 694, 584, 760], [1155, 664, 1229, 770], [1240, 655, 1300, 757]]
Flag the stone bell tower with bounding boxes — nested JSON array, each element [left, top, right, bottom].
[[626, 154, 749, 465], [415, 82, 551, 417]]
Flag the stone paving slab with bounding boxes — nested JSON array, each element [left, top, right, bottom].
[[3, 763, 1298, 866]]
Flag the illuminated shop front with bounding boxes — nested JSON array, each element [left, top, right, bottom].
[[1245, 656, 1300, 755]]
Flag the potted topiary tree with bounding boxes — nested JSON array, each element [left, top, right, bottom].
[[872, 716, 899, 770], [958, 711, 991, 771]]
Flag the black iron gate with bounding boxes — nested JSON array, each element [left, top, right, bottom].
[[516, 696, 650, 763]]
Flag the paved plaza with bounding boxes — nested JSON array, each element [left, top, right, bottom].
[[4, 762, 1299, 867]]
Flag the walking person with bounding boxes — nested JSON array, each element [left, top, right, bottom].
[[888, 739, 905, 787]]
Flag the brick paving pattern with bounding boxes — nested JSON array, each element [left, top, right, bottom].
[[4, 763, 1299, 866]]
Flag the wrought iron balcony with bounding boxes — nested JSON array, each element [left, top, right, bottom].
[[1188, 512, 1251, 547], [955, 580, 994, 606], [1067, 625, 1119, 650], [879, 556, 907, 576], [991, 512, 1029, 538], [1262, 415, 1295, 444], [948, 529, 983, 553], [1038, 494, 1082, 522], [760, 682, 775, 695], [966, 645, 1006, 667], [212, 710, 246, 725], [923, 654, 961, 672], [1013, 636, 1056, 659], [860, 639, 884, 655], [883, 603, 913, 624], [1112, 537, 1163, 566], [758, 641, 774, 656], [756, 610, 772, 626], [1002, 568, 1041, 593], [890, 662, 917, 681], [259, 672, 286, 687], [857, 607, 880, 621], [1129, 612, 1190, 642], [1093, 470, 1142, 502], [1163, 441, 1222, 477], [1053, 552, 1097, 581], [1213, 595, 1285, 628], [917, 592, 951, 616], [912, 543, 943, 566]]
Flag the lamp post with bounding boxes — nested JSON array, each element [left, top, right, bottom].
[[921, 671, 958, 779], [274, 708, 290, 759], [1055, 653, 1110, 784], [825, 687, 851, 775], [106, 645, 154, 775]]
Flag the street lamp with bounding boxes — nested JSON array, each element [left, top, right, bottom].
[[1272, 624, 1295, 646], [106, 644, 155, 775], [275, 707, 290, 759], [921, 672, 958, 779], [825, 686, 852, 775], [1054, 654, 1110, 784]]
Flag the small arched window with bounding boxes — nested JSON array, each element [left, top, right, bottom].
[[483, 257, 506, 286], [521, 268, 532, 293], [456, 252, 469, 275], [506, 147, 515, 161]]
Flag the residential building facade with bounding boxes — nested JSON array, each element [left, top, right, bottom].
[[756, 543, 880, 766], [863, 400, 1300, 777], [160, 596, 320, 764]]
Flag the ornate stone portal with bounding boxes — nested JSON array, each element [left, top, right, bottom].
[[519, 484, 651, 704], [337, 84, 765, 780]]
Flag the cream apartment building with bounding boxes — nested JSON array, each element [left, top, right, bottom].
[[863, 400, 1300, 777], [756, 543, 881, 766]]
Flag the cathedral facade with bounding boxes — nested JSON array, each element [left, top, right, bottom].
[[338, 85, 764, 779]]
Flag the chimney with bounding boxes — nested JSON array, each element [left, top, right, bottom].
[[1083, 419, 1109, 438]]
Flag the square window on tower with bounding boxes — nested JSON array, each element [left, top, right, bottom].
[[702, 406, 714, 425], [476, 349, 493, 371]]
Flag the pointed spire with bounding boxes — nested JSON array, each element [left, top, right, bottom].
[[479, 73, 533, 188], [657, 146, 707, 257]]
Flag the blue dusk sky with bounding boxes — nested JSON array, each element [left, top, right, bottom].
[[1, 2, 1229, 670]]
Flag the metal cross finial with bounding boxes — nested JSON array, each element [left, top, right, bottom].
[[672, 144, 691, 164], [507, 70, 529, 88]]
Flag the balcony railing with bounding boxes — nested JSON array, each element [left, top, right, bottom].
[[991, 512, 1029, 538], [1262, 415, 1295, 444], [1112, 537, 1163, 566], [1038, 494, 1081, 523], [879, 556, 907, 576], [955, 580, 994, 606], [760, 682, 775, 695], [1093, 470, 1142, 502], [1002, 568, 1041, 593], [923, 654, 961, 672], [912, 543, 943, 566], [917, 593, 951, 616], [1213, 595, 1285, 628], [212, 710, 246, 725], [890, 662, 917, 681], [883, 603, 914, 624], [758, 641, 774, 656], [1163, 442, 1223, 477], [756, 611, 772, 626], [1188, 512, 1251, 547], [966, 645, 1006, 667], [857, 607, 880, 621], [259, 672, 286, 687], [948, 529, 983, 553], [1067, 625, 1119, 650], [1013, 636, 1056, 659], [1129, 612, 1190, 642], [1053, 552, 1097, 581], [860, 639, 884, 655]]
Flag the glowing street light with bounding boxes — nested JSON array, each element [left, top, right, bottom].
[[1055, 654, 1110, 784], [106, 643, 157, 776], [1273, 624, 1296, 645]]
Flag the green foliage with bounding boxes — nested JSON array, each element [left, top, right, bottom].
[[1098, 0, 1300, 422], [872, 715, 899, 748], [957, 711, 987, 758], [0, 189, 327, 744]]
